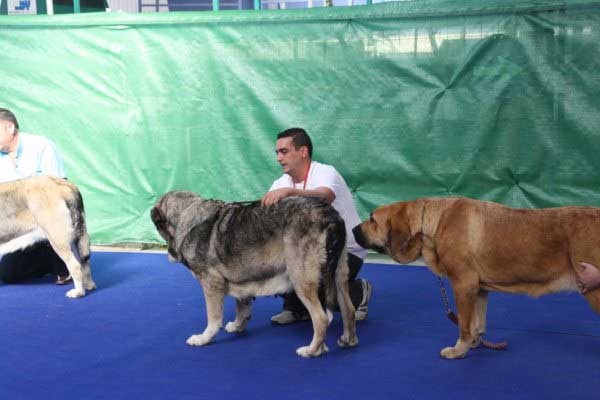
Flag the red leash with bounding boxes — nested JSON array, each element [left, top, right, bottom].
[[439, 278, 508, 351]]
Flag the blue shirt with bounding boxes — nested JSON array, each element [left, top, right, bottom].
[[0, 132, 65, 183]]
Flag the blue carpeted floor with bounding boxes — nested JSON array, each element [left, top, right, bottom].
[[0, 252, 599, 399]]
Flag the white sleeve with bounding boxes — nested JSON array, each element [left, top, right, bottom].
[[310, 165, 342, 198], [38, 142, 66, 178], [268, 176, 288, 192]]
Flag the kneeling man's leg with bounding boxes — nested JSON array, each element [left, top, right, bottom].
[[0, 241, 68, 283]]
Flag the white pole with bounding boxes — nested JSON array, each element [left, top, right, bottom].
[[46, 0, 54, 14]]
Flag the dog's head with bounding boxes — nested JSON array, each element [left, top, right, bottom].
[[353, 201, 423, 264], [151, 191, 201, 263]]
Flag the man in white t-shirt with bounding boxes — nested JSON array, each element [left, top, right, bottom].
[[0, 108, 71, 285], [262, 127, 373, 324]]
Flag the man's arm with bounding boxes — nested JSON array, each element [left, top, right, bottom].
[[261, 186, 335, 206]]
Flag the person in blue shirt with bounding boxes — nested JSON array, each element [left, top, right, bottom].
[[0, 108, 71, 284]]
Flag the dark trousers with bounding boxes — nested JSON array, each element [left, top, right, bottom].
[[282, 253, 365, 314], [0, 241, 69, 283]]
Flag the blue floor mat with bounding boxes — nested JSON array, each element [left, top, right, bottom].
[[0, 252, 598, 399]]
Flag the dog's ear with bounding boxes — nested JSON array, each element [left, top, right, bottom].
[[150, 206, 164, 228], [151, 202, 182, 263], [388, 205, 423, 264], [172, 202, 220, 265]]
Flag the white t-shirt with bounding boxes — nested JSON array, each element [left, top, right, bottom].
[[269, 161, 368, 259]]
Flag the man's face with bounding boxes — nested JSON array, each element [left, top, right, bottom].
[[0, 121, 15, 152], [275, 137, 306, 175]]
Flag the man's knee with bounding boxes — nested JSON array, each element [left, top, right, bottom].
[[347, 254, 364, 282], [0, 245, 54, 283], [0, 255, 24, 283]]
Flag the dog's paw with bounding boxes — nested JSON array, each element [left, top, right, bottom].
[[86, 281, 97, 291], [65, 289, 85, 298], [225, 321, 246, 333], [186, 334, 212, 346], [337, 335, 359, 348], [296, 343, 329, 358], [440, 346, 467, 359]]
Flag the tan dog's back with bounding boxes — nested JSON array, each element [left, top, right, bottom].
[[426, 198, 600, 308]]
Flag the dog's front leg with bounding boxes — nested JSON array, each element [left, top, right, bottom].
[[187, 275, 225, 347], [440, 276, 479, 359], [225, 297, 253, 333]]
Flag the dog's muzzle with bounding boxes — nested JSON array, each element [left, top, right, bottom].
[[353, 225, 386, 254], [353, 225, 368, 248]]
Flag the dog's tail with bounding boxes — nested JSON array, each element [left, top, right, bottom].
[[323, 215, 347, 313], [65, 186, 91, 265]]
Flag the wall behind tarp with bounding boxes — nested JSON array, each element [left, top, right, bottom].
[[1, 0, 600, 244]]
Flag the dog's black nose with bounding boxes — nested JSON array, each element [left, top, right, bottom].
[[352, 225, 366, 247]]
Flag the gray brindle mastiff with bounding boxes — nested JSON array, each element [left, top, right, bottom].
[[151, 191, 358, 357], [0, 176, 95, 297]]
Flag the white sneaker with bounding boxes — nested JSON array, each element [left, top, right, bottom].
[[271, 310, 310, 325], [355, 279, 373, 321]]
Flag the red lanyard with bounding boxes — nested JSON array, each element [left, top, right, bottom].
[[293, 162, 311, 190]]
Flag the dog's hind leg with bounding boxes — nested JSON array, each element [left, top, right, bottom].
[[286, 238, 330, 357], [48, 241, 86, 298], [187, 273, 225, 347], [70, 234, 95, 292], [73, 219, 95, 292], [335, 251, 358, 348], [440, 273, 479, 359], [65, 188, 95, 292], [225, 297, 253, 333], [39, 198, 89, 298], [295, 284, 330, 358], [469, 290, 489, 348]]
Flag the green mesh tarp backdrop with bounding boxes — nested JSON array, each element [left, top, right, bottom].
[[1, 0, 600, 244]]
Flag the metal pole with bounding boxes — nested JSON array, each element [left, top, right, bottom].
[[74, 0, 80, 12], [46, 0, 54, 14], [253, 0, 260, 10], [213, 0, 219, 10], [366, 0, 372, 4]]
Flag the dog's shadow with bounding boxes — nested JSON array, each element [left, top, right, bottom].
[[0, 252, 141, 292], [0, 275, 57, 287], [88, 254, 142, 290], [213, 312, 363, 352]]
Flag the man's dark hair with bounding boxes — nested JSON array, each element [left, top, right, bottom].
[[277, 127, 313, 158], [0, 108, 19, 130]]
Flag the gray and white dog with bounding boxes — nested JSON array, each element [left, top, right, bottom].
[[0, 176, 95, 297], [151, 191, 358, 357]]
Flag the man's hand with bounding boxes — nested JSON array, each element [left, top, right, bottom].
[[575, 262, 600, 294], [261, 188, 292, 206], [262, 187, 335, 207]]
